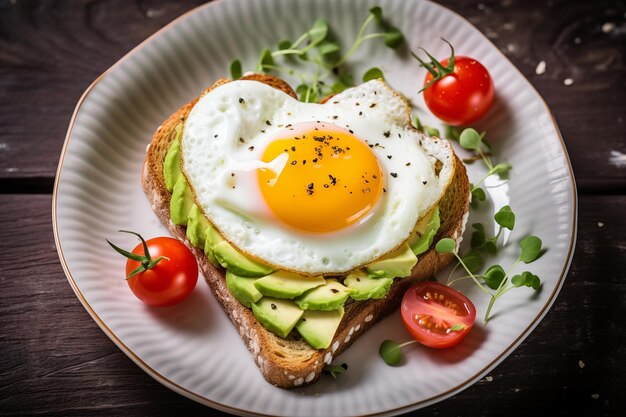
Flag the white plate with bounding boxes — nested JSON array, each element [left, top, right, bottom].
[[53, 0, 577, 415]]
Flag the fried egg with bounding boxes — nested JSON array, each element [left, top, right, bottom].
[[182, 79, 455, 275]]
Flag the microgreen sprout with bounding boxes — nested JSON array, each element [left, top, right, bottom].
[[322, 363, 348, 379], [379, 339, 419, 366], [438, 206, 543, 322], [412, 115, 441, 138], [362, 67, 384, 82], [459, 128, 512, 195], [228, 7, 404, 103]]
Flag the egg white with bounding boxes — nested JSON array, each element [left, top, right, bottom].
[[181, 79, 455, 275]]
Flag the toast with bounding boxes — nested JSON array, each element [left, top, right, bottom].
[[142, 74, 470, 388]]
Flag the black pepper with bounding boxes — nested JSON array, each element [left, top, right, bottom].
[[391, 172, 398, 178]]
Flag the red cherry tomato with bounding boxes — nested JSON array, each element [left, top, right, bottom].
[[423, 56, 494, 126], [401, 281, 476, 349], [108, 231, 198, 307]]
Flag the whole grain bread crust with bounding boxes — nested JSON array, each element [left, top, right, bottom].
[[142, 74, 470, 388]]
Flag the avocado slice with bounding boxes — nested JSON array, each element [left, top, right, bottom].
[[295, 279, 351, 311], [163, 124, 183, 192], [296, 307, 344, 349], [254, 271, 325, 299], [365, 243, 417, 279], [344, 270, 393, 300], [170, 175, 194, 225], [186, 204, 210, 248], [408, 207, 440, 255], [213, 240, 274, 277], [252, 297, 303, 338], [203, 222, 222, 267], [226, 271, 263, 308]]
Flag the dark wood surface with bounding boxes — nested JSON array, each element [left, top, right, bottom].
[[1, 0, 624, 416]]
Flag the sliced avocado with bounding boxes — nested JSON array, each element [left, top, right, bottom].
[[170, 175, 194, 225], [296, 307, 344, 349], [254, 271, 325, 299], [226, 271, 263, 308], [345, 270, 393, 300], [163, 124, 183, 192], [186, 204, 210, 248], [206, 222, 224, 247], [203, 223, 222, 267], [252, 297, 303, 338], [295, 279, 351, 311], [408, 207, 441, 255], [365, 242, 417, 279], [213, 240, 274, 277]]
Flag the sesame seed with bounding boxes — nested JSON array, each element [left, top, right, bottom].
[[390, 172, 398, 178]]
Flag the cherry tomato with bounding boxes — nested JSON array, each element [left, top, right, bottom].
[[401, 281, 476, 349], [423, 56, 494, 126], [108, 231, 198, 307]]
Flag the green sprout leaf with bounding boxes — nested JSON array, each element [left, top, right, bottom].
[[384, 26, 404, 48], [338, 72, 354, 87], [362, 67, 384, 82], [317, 40, 340, 56], [471, 186, 486, 209], [309, 19, 329, 43], [229, 59, 242, 80], [331, 82, 349, 93], [296, 84, 318, 103], [413, 115, 423, 132], [444, 124, 461, 141], [483, 264, 506, 290], [277, 39, 291, 50], [370, 6, 383, 22], [435, 238, 456, 254], [484, 241, 498, 254], [460, 128, 482, 151], [511, 271, 541, 290], [323, 363, 348, 379], [257, 48, 274, 72], [424, 126, 440, 137], [379, 340, 403, 366], [494, 205, 515, 231], [520, 236, 542, 263], [462, 249, 484, 274], [471, 223, 486, 249], [493, 163, 512, 179]]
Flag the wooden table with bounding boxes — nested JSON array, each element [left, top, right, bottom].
[[1, 1, 624, 415]]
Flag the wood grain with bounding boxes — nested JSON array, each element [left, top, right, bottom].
[[0, 194, 624, 416], [0, 0, 624, 191], [0, 0, 625, 416], [0, 0, 206, 185]]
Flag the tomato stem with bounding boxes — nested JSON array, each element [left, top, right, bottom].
[[412, 38, 456, 93], [107, 230, 167, 279]]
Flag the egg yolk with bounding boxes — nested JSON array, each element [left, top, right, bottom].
[[258, 124, 384, 234]]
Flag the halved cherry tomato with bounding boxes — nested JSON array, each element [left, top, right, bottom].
[[401, 281, 476, 349], [108, 231, 198, 307]]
